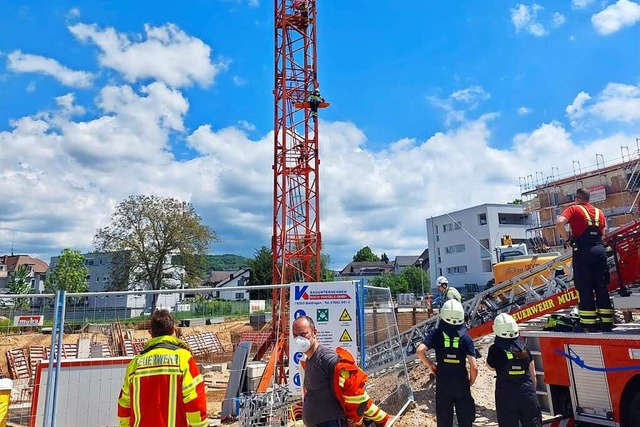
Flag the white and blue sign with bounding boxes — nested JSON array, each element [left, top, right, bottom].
[[289, 281, 358, 396]]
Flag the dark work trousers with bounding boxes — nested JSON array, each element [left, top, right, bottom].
[[572, 243, 612, 326], [435, 375, 475, 427], [495, 385, 542, 427]]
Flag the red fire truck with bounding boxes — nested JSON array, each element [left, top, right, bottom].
[[521, 221, 640, 427]]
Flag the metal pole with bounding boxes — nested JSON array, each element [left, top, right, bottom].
[[357, 279, 366, 368], [51, 290, 66, 427], [43, 291, 63, 427]]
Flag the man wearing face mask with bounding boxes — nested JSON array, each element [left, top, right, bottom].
[[292, 316, 390, 427]]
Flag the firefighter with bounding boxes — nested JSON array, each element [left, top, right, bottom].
[[293, 315, 390, 427], [117, 309, 207, 427], [487, 313, 542, 427], [416, 299, 477, 427], [308, 89, 325, 119], [436, 276, 462, 304], [555, 187, 613, 332]]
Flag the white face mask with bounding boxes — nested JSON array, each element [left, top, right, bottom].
[[294, 336, 312, 353]]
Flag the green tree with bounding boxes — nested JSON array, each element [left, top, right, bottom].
[[400, 266, 430, 295], [508, 199, 523, 205], [369, 274, 408, 295], [247, 246, 273, 299], [317, 252, 335, 282], [352, 246, 380, 262], [7, 264, 32, 309], [94, 195, 219, 310], [380, 253, 389, 263], [46, 248, 89, 295]]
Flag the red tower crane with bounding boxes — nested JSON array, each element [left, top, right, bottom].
[[257, 0, 327, 389]]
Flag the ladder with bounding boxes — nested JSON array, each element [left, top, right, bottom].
[[366, 252, 574, 371]]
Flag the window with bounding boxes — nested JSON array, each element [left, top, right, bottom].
[[480, 239, 491, 258], [552, 192, 559, 205], [86, 275, 91, 281], [96, 276, 100, 282], [0, 266, 4, 271], [85, 259, 94, 266], [445, 244, 466, 254], [31, 279, 36, 289], [478, 213, 487, 226], [235, 292, 245, 300], [454, 221, 462, 230], [103, 277, 109, 282], [446, 266, 468, 275], [443, 221, 463, 232], [438, 268, 443, 276], [481, 259, 492, 272], [99, 259, 104, 265]]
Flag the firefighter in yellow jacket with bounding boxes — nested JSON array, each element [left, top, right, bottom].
[[117, 309, 208, 427], [292, 315, 390, 427]]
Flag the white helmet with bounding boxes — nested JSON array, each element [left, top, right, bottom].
[[440, 299, 465, 325], [436, 276, 449, 285], [493, 313, 519, 338], [568, 307, 579, 319]]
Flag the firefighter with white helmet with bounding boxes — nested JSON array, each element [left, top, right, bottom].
[[436, 276, 462, 304], [487, 313, 542, 427], [416, 299, 477, 427]]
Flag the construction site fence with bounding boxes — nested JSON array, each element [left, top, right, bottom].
[[0, 284, 415, 426]]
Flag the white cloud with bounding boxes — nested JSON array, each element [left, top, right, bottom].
[[553, 12, 566, 26], [237, 120, 256, 131], [66, 7, 80, 19], [6, 51, 93, 87], [68, 23, 227, 87], [592, 0, 640, 35], [511, 4, 547, 36], [428, 86, 490, 125], [572, 0, 595, 9], [517, 106, 532, 115], [232, 75, 247, 86], [567, 84, 640, 125], [26, 81, 36, 93]]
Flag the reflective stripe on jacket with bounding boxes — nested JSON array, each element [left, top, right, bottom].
[[332, 347, 390, 426], [117, 335, 208, 427]]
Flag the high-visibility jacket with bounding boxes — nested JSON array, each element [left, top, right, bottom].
[[332, 347, 390, 426], [117, 335, 208, 427]]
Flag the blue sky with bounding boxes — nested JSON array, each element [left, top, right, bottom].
[[0, 0, 639, 270]]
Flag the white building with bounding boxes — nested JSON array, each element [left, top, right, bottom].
[[426, 204, 528, 290], [212, 269, 251, 300], [49, 251, 185, 315]]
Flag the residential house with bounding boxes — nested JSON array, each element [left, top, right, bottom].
[[393, 255, 421, 274], [212, 269, 251, 300], [0, 254, 48, 293], [336, 261, 394, 283]]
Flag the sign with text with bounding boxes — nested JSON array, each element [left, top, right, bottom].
[[289, 281, 358, 395], [588, 184, 607, 204], [14, 315, 44, 327]]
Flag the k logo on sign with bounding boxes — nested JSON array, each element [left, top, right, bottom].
[[317, 308, 329, 322]]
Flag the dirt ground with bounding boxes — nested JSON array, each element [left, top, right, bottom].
[[0, 319, 521, 426], [394, 337, 499, 427]]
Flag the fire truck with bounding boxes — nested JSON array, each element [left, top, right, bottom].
[[520, 221, 640, 427]]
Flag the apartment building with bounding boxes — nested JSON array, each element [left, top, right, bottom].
[[426, 204, 528, 290], [49, 251, 184, 314]]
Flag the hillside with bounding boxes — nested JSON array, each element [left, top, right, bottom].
[[206, 254, 250, 272]]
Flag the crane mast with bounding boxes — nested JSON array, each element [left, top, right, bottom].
[[259, 0, 323, 386]]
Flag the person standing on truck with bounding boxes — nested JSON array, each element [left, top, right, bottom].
[[555, 187, 613, 332], [487, 313, 542, 427], [436, 276, 462, 304], [416, 299, 477, 427]]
